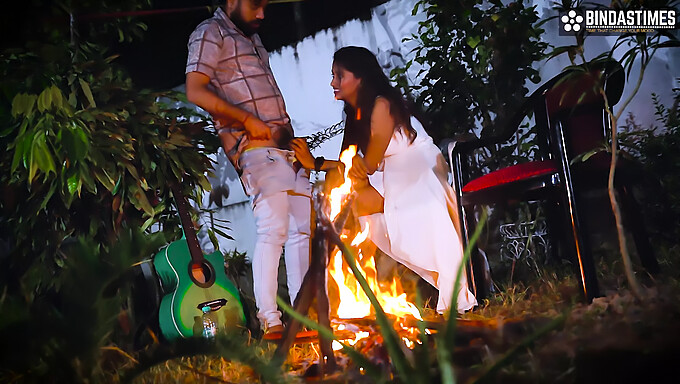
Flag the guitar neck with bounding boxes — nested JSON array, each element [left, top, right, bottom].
[[170, 182, 205, 263]]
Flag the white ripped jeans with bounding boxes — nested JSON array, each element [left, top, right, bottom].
[[239, 147, 311, 329]]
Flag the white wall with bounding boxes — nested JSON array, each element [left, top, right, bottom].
[[200, 0, 427, 259], [197, 0, 679, 259]]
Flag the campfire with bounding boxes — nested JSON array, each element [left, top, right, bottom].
[[324, 146, 436, 352]]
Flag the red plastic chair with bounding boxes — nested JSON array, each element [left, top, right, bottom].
[[449, 61, 659, 302]]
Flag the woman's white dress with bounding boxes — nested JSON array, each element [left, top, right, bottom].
[[362, 116, 477, 314]]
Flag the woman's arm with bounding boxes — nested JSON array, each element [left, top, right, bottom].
[[290, 138, 344, 172], [349, 97, 394, 178]]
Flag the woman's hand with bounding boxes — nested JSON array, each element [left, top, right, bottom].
[[349, 155, 369, 180], [352, 175, 370, 190], [290, 138, 315, 170]]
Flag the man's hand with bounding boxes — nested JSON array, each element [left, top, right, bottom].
[[290, 138, 315, 170], [325, 166, 345, 192], [214, 114, 241, 128], [243, 114, 272, 140], [186, 72, 272, 140]]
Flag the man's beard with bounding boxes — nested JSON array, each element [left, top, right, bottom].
[[229, 4, 261, 37]]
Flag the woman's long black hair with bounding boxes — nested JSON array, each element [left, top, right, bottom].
[[334, 46, 416, 154]]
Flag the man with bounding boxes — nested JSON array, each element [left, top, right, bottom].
[[185, 0, 311, 335]]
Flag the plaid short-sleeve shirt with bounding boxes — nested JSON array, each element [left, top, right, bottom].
[[186, 7, 293, 158]]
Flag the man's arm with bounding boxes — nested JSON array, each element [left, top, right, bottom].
[[185, 71, 271, 140]]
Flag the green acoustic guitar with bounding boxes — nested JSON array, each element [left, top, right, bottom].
[[153, 183, 246, 341]]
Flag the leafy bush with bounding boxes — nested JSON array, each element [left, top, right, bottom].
[[0, 229, 168, 383], [619, 86, 680, 240], [0, 6, 223, 380], [0, 2, 268, 382], [0, 39, 221, 298], [397, 0, 547, 142]]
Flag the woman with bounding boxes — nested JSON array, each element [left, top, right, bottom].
[[291, 46, 476, 314]]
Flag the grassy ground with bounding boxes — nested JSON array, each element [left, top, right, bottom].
[[119, 244, 680, 384], [457, 241, 680, 383]]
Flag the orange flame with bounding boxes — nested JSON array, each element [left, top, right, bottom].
[[327, 147, 422, 322], [329, 145, 356, 221]]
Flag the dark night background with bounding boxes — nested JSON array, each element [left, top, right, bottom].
[[2, 0, 388, 90]]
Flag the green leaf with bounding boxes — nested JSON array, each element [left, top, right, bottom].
[[16, 117, 30, 138], [571, 148, 603, 165], [207, 228, 220, 250], [80, 164, 97, 194], [442, 210, 487, 357], [152, 202, 166, 215], [112, 175, 123, 195], [79, 78, 96, 108], [60, 123, 89, 163], [50, 85, 67, 113], [166, 132, 193, 147], [26, 134, 37, 182], [197, 174, 212, 192], [67, 172, 82, 196], [104, 54, 121, 64], [37, 181, 58, 212], [466, 35, 481, 49], [141, 216, 155, 232], [124, 162, 141, 182], [211, 226, 233, 241], [31, 130, 57, 180], [68, 91, 77, 108], [656, 40, 680, 49], [10, 94, 22, 117], [546, 45, 577, 62], [94, 168, 116, 192], [128, 183, 154, 217], [11, 93, 37, 117], [0, 120, 20, 137], [37, 87, 53, 113], [11, 131, 32, 173]]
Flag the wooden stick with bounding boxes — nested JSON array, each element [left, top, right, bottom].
[[274, 192, 339, 372], [274, 190, 356, 372], [333, 192, 357, 233]]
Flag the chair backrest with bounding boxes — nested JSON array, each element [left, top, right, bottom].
[[449, 61, 625, 192], [544, 62, 624, 159]]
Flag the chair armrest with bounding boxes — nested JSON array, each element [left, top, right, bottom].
[[452, 89, 555, 158], [448, 72, 571, 190], [439, 134, 478, 192]]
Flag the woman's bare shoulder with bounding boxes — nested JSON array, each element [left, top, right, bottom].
[[372, 96, 393, 123], [373, 96, 391, 111], [371, 97, 395, 133]]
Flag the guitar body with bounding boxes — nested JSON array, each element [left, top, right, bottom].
[[154, 238, 246, 340]]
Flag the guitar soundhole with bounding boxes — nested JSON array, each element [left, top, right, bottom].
[[189, 261, 216, 288]]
